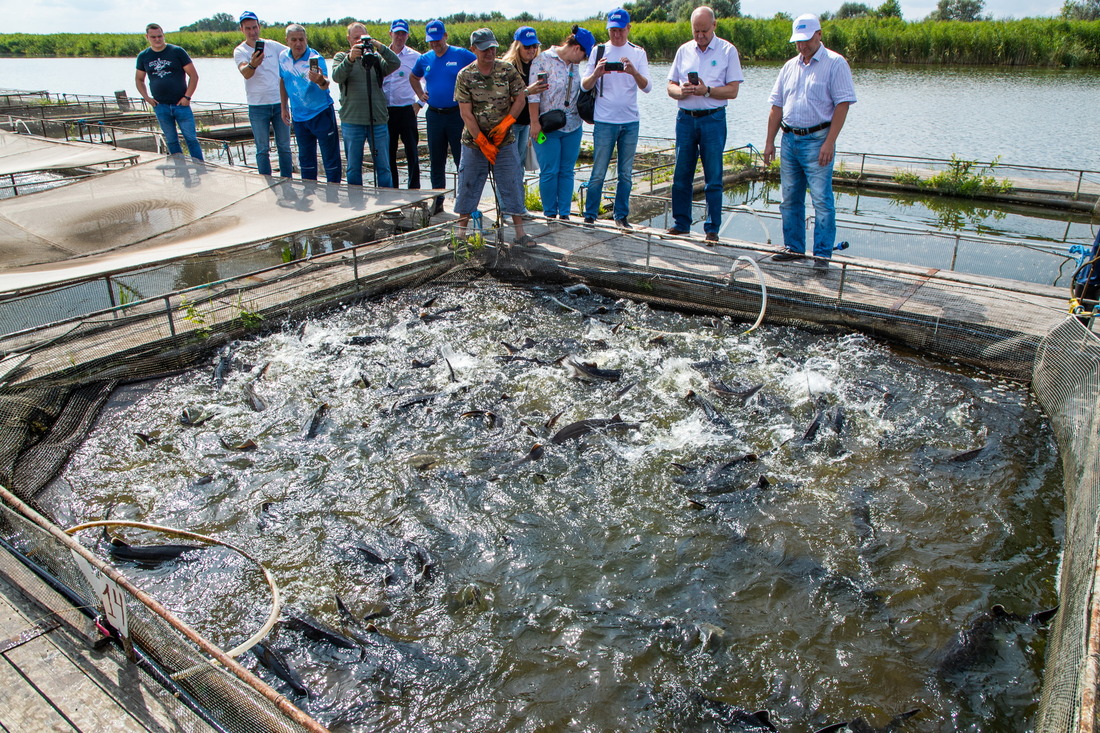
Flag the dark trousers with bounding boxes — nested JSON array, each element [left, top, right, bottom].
[[294, 105, 342, 183], [426, 106, 463, 202], [387, 105, 421, 190]]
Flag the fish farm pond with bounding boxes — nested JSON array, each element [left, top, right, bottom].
[[46, 279, 1062, 732]]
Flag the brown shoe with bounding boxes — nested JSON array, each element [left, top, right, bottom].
[[705, 232, 719, 244], [666, 227, 689, 236]]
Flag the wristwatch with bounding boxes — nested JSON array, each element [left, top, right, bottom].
[[703, 86, 711, 98]]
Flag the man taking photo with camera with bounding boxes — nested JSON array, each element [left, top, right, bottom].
[[332, 22, 400, 187]]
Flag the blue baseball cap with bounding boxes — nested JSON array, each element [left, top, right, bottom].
[[573, 26, 595, 57], [425, 19, 446, 41], [607, 8, 630, 28], [239, 10, 259, 23], [514, 26, 540, 46], [390, 19, 409, 33]]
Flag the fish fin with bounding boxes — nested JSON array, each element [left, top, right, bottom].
[[753, 710, 779, 732], [811, 724, 847, 733], [1030, 605, 1058, 625]]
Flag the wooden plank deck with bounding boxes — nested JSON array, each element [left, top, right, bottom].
[[0, 547, 215, 733]]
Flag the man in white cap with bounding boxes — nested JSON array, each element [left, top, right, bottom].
[[763, 13, 857, 269], [235, 11, 291, 176], [384, 19, 422, 189], [580, 7, 651, 228]]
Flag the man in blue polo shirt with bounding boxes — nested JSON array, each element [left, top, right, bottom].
[[135, 23, 203, 160], [410, 20, 476, 215], [279, 24, 341, 183], [666, 6, 743, 243]]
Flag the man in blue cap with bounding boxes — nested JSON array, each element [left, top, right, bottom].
[[580, 7, 651, 228], [411, 20, 476, 215], [384, 19, 422, 189], [235, 11, 291, 176]]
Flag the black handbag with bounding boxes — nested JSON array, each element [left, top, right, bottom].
[[538, 109, 567, 133], [577, 44, 604, 124]]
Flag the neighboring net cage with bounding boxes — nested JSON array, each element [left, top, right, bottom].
[[1031, 317, 1100, 733], [0, 491, 323, 733]]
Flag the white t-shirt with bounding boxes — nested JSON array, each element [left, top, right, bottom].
[[582, 41, 652, 124], [234, 38, 287, 106]]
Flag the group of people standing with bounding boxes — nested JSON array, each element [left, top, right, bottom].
[[134, 9, 856, 263]]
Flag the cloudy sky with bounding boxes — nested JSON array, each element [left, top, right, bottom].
[[7, 0, 1065, 34]]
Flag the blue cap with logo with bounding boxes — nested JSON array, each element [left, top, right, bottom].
[[573, 26, 596, 57], [239, 10, 258, 23], [607, 8, 630, 28], [425, 19, 446, 41], [390, 19, 410, 33], [514, 26, 540, 46]]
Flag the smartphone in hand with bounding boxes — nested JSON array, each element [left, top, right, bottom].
[[605, 61, 624, 72], [687, 71, 700, 86], [309, 57, 320, 74]]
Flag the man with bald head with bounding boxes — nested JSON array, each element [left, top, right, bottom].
[[666, 6, 742, 243], [332, 22, 400, 187], [763, 14, 856, 268]]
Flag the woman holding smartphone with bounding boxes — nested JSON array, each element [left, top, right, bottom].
[[501, 27, 547, 163], [527, 26, 595, 220]]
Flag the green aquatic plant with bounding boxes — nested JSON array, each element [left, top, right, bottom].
[[236, 293, 264, 329], [179, 297, 212, 339]]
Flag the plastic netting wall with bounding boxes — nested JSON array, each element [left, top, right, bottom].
[[1032, 316, 1100, 733]]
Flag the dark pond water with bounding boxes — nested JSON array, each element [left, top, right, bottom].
[[53, 280, 1062, 732]]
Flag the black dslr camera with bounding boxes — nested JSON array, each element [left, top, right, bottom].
[[359, 35, 380, 68]]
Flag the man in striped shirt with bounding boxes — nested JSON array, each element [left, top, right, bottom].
[[763, 14, 857, 269]]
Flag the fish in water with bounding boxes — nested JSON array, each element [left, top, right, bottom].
[[218, 436, 258, 451], [550, 415, 640, 445], [560, 357, 623, 382], [689, 691, 777, 731], [685, 390, 736, 432], [614, 380, 638, 400], [213, 354, 232, 389], [420, 305, 462, 323], [949, 446, 983, 462], [251, 641, 311, 698], [335, 594, 392, 624], [849, 487, 875, 549], [391, 392, 442, 412], [134, 432, 158, 446], [936, 604, 1058, 677], [501, 337, 537, 355], [410, 359, 435, 368], [286, 613, 361, 651], [709, 380, 763, 403], [346, 335, 382, 346], [814, 709, 920, 733], [242, 382, 266, 412], [801, 410, 824, 443], [672, 453, 761, 496], [179, 407, 210, 426], [104, 532, 204, 568], [461, 410, 499, 429], [301, 403, 328, 439], [497, 443, 545, 473]]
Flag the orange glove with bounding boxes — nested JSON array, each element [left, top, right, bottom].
[[475, 132, 498, 164], [488, 114, 516, 146]]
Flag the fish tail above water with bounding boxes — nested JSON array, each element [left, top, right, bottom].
[[252, 641, 311, 698]]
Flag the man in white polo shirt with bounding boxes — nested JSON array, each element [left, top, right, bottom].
[[666, 5, 742, 243], [384, 19, 422, 190], [763, 13, 857, 269], [580, 7, 651, 228], [234, 11, 291, 177]]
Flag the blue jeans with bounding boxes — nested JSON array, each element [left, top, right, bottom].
[[153, 103, 203, 160], [455, 141, 525, 217], [513, 124, 530, 164], [671, 108, 727, 234], [294, 106, 342, 183], [584, 120, 639, 221], [426, 107, 464, 195], [534, 127, 583, 218], [780, 128, 837, 258], [342, 122, 393, 187], [248, 103, 291, 177]]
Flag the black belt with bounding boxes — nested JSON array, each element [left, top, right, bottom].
[[782, 121, 830, 135], [682, 107, 721, 118], [389, 104, 415, 109], [427, 106, 457, 114]]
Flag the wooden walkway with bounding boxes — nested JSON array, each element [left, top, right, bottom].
[[0, 546, 214, 733]]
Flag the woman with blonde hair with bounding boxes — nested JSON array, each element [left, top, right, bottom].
[[501, 26, 546, 161], [527, 26, 595, 220]]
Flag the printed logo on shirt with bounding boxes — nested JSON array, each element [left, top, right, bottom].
[[147, 58, 174, 78], [711, 59, 718, 66], [446, 61, 459, 66]]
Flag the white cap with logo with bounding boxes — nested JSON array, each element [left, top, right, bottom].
[[790, 14, 821, 42]]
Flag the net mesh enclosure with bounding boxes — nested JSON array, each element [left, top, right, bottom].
[[0, 171, 1095, 730]]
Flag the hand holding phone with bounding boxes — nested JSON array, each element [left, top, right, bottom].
[[255, 39, 265, 54], [309, 57, 320, 74], [687, 71, 700, 86], [604, 60, 624, 72]]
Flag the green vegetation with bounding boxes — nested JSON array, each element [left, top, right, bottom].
[[524, 184, 543, 212], [179, 297, 212, 339], [235, 293, 264, 329], [926, 0, 987, 22], [1063, 0, 1100, 20], [892, 155, 1013, 197], [1, 17, 1099, 66]]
